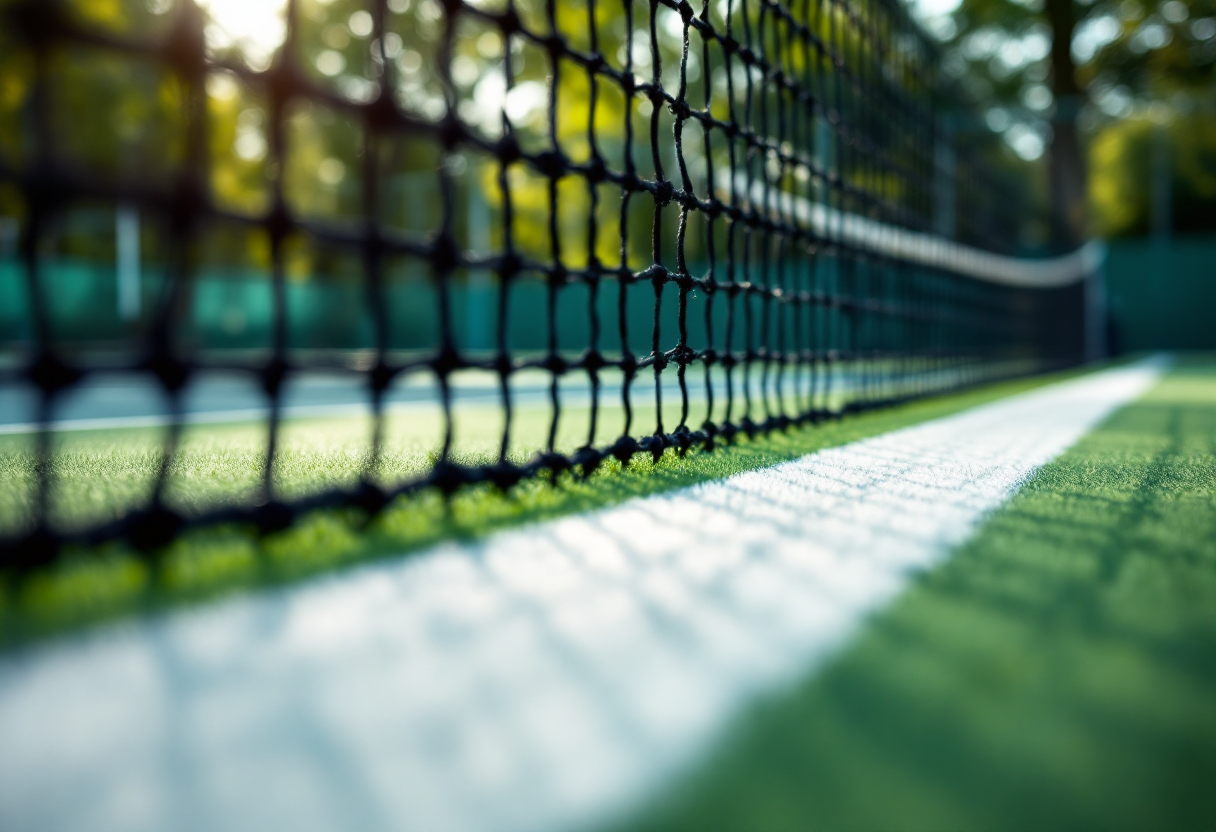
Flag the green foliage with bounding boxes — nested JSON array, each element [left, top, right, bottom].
[[941, 0, 1214, 119], [1080, 0, 1216, 100], [929, 0, 1215, 235], [1090, 110, 1216, 235], [616, 358, 1216, 832]]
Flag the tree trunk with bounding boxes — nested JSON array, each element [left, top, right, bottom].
[[1044, 0, 1088, 248]]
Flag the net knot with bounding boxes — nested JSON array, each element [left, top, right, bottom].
[[535, 150, 567, 180], [543, 34, 565, 58], [144, 351, 190, 394], [572, 446, 602, 478], [266, 199, 292, 241], [538, 451, 572, 479], [127, 506, 183, 553], [653, 179, 675, 206], [493, 353, 513, 378], [739, 416, 759, 438], [261, 358, 290, 397], [365, 92, 401, 132], [440, 117, 467, 150], [608, 436, 641, 465], [581, 350, 607, 373], [353, 481, 389, 516], [498, 251, 523, 278], [643, 433, 666, 462], [487, 462, 524, 491], [255, 501, 293, 535], [429, 234, 460, 274], [585, 155, 608, 183], [167, 173, 205, 237], [369, 361, 398, 394], [497, 132, 522, 164], [671, 424, 695, 455], [25, 351, 80, 396], [430, 460, 468, 494], [432, 346, 461, 378], [645, 264, 668, 289]]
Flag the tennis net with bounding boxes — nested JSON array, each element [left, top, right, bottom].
[[0, 0, 1092, 562]]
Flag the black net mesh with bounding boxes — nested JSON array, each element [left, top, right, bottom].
[[0, 0, 1086, 563]]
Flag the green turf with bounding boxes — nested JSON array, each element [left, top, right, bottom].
[[615, 358, 1216, 832], [0, 366, 851, 535], [0, 365, 1099, 645]]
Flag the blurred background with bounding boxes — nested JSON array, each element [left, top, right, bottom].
[[901, 0, 1216, 352]]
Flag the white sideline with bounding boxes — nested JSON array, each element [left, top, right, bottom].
[[0, 357, 1167, 832]]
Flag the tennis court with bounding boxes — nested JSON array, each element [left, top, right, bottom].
[[1, 0, 1214, 828]]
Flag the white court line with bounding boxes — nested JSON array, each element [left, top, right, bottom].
[[0, 373, 779, 435], [0, 394, 511, 436], [0, 357, 1166, 832]]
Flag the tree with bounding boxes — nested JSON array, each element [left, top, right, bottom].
[[910, 0, 1216, 244]]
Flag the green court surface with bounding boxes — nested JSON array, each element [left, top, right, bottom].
[[617, 357, 1216, 832], [2, 357, 1213, 831], [0, 365, 1094, 643]]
